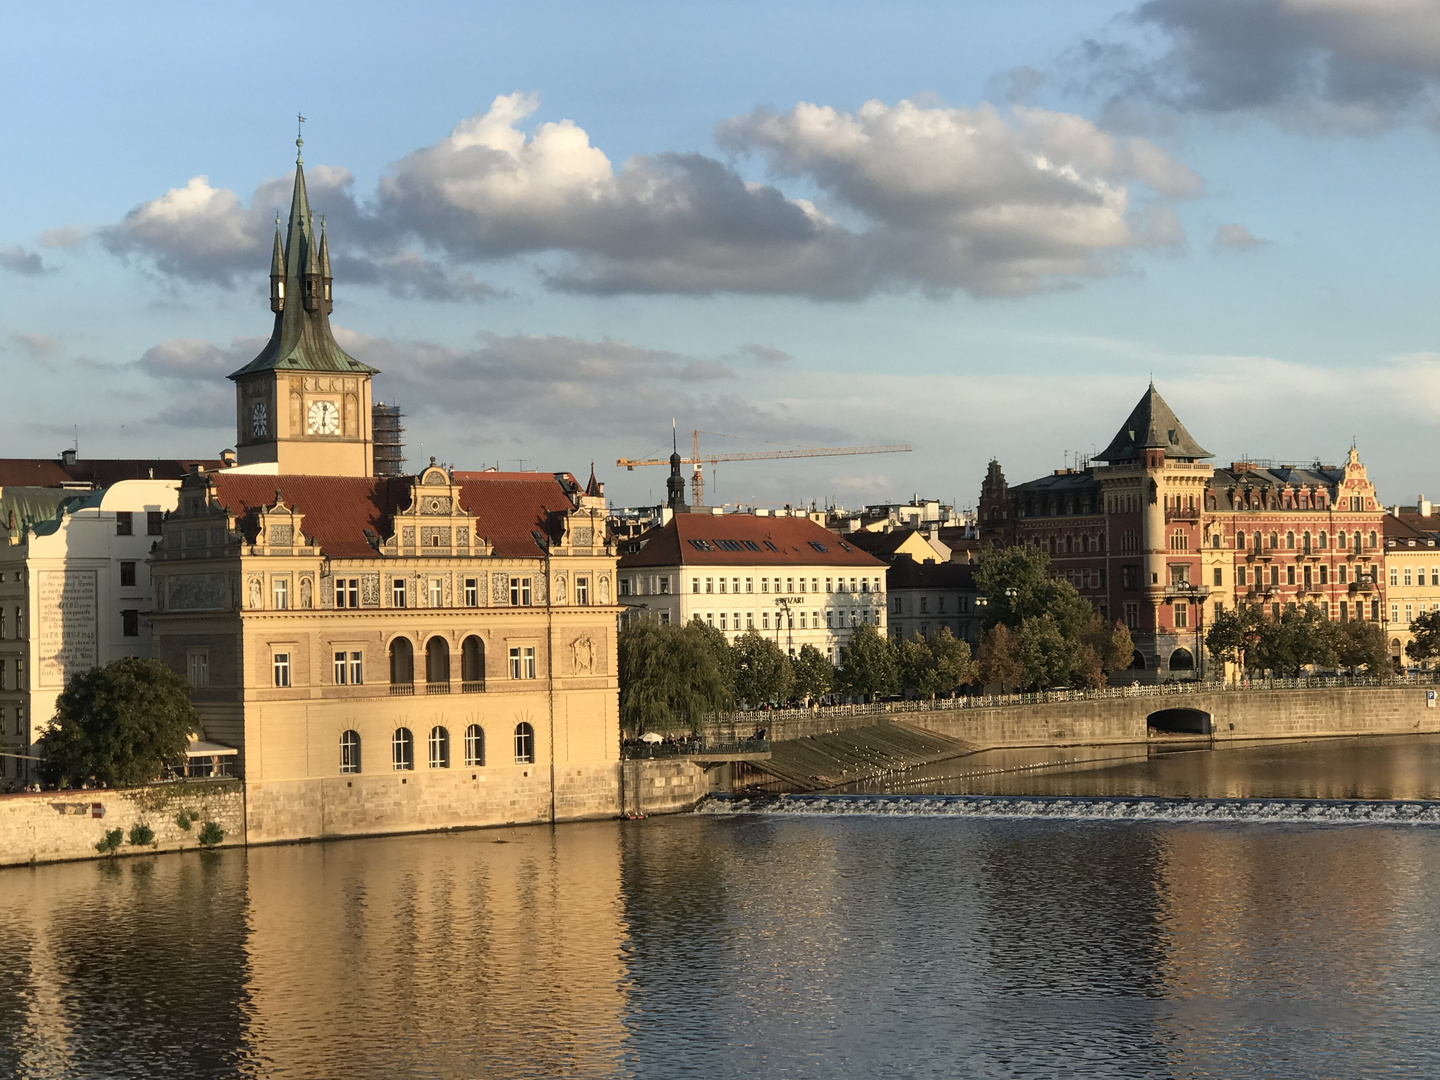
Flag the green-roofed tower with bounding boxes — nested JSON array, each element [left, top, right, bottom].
[[230, 134, 379, 476]]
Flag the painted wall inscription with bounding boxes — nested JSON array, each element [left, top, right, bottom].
[[38, 570, 97, 687]]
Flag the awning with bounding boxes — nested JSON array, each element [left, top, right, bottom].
[[185, 740, 238, 758]]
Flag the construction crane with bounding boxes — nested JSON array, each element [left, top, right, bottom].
[[617, 427, 913, 508]]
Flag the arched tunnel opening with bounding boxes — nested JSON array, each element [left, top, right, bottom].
[[1147, 707, 1212, 735]]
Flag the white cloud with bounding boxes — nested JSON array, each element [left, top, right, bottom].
[[10, 332, 61, 359], [1213, 223, 1268, 251], [89, 93, 1202, 302], [0, 245, 47, 275]]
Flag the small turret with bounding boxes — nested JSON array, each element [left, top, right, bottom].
[[302, 212, 322, 312], [319, 218, 333, 313], [269, 218, 285, 313]]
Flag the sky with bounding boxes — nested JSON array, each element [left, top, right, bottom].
[[4, 0, 1440, 512]]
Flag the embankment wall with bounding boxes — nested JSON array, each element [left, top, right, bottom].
[[0, 780, 244, 868], [907, 687, 1440, 748]]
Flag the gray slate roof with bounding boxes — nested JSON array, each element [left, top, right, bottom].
[[1097, 384, 1211, 462]]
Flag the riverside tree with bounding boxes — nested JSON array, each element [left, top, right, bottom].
[[1406, 610, 1440, 666], [732, 630, 794, 708], [791, 644, 835, 703], [836, 622, 899, 700], [899, 628, 979, 698], [41, 657, 198, 788], [975, 545, 1133, 690], [618, 620, 735, 735]]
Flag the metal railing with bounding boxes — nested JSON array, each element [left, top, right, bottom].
[[621, 737, 771, 760], [711, 672, 1440, 728]]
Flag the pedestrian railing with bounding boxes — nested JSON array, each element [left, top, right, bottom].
[[621, 737, 771, 760]]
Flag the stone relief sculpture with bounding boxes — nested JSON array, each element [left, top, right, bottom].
[[598, 576, 610, 604], [248, 576, 263, 610], [570, 635, 595, 675], [300, 576, 313, 609], [554, 575, 567, 604]]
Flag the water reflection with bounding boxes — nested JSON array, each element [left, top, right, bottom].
[[0, 811, 1438, 1078]]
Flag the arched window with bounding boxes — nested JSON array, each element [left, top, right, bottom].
[[1319, 531, 1328, 549], [464, 724, 485, 766], [425, 637, 450, 689], [428, 726, 450, 768], [340, 730, 361, 774], [1237, 531, 1246, 549], [1269, 531, 1278, 549], [1169, 648, 1194, 671], [514, 722, 535, 764], [1129, 650, 1146, 670], [392, 727, 414, 771], [1369, 531, 1378, 548], [389, 638, 414, 688], [1338, 530, 1348, 549], [1286, 531, 1295, 550], [1253, 531, 1262, 551], [462, 636, 485, 691], [1303, 532, 1312, 554]]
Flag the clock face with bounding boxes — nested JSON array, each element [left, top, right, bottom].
[[251, 402, 267, 437], [307, 399, 340, 436]]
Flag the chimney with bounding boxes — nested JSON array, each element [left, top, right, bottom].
[[220, 448, 238, 468], [61, 448, 78, 467], [1420, 495, 1432, 518]]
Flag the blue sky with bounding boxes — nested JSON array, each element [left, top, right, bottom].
[[4, 0, 1440, 510]]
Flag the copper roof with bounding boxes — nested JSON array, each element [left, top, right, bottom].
[[619, 514, 886, 569]]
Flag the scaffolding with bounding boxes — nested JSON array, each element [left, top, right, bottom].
[[372, 403, 405, 477]]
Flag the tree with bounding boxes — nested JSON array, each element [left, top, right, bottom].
[[975, 545, 1092, 642], [1407, 610, 1440, 666], [618, 620, 734, 735], [792, 644, 834, 703], [1206, 608, 1255, 672], [732, 631, 794, 708], [41, 657, 198, 788], [1338, 618, 1388, 676], [979, 623, 1025, 692], [1250, 604, 1338, 677], [837, 622, 899, 700], [899, 629, 979, 698], [1011, 614, 1073, 690]]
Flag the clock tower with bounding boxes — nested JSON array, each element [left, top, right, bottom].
[[229, 135, 379, 476]]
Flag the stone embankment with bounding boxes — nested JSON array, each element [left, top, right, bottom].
[[720, 684, 1440, 792]]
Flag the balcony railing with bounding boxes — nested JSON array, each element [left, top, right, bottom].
[[425, 682, 451, 695], [461, 681, 485, 694], [389, 683, 415, 696]]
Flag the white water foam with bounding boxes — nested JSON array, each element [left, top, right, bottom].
[[697, 793, 1440, 826]]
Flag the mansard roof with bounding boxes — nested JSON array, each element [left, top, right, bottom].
[[229, 145, 377, 380], [885, 556, 976, 592], [618, 514, 886, 569], [1096, 384, 1211, 463], [209, 470, 580, 559]]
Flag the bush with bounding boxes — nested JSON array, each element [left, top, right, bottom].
[[197, 821, 225, 847], [127, 823, 155, 847], [95, 828, 123, 854], [175, 809, 199, 831]]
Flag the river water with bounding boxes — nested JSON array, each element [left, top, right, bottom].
[[3, 735, 1440, 1079]]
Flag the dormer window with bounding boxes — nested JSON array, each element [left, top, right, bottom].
[[276, 281, 285, 298]]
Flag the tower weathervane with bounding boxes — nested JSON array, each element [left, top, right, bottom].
[[296, 113, 306, 162]]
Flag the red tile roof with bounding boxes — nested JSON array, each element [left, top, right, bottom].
[[211, 471, 581, 559], [619, 514, 886, 569]]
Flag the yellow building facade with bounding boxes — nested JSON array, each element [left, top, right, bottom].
[[147, 146, 622, 841]]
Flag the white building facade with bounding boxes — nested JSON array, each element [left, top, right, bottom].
[[0, 479, 182, 788], [617, 512, 888, 661]]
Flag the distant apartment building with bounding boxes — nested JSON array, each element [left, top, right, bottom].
[[616, 511, 887, 661], [1383, 506, 1440, 666], [979, 384, 1387, 680], [885, 556, 980, 644]]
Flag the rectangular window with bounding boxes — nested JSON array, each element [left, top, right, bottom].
[[509, 647, 521, 679], [761, 611, 770, 630], [798, 611, 807, 629], [508, 647, 537, 679], [429, 578, 443, 608], [1213, 567, 1222, 586], [745, 577, 753, 593], [1392, 604, 1401, 624], [620, 577, 632, 597], [1319, 565, 1328, 585], [658, 576, 670, 594], [1339, 566, 1348, 585], [786, 578, 794, 594], [115, 511, 133, 536], [121, 609, 139, 637], [920, 596, 928, 613], [509, 578, 532, 606], [349, 651, 363, 685], [719, 612, 728, 630], [706, 578, 714, 594], [273, 653, 291, 688], [1215, 601, 1224, 620], [1372, 600, 1381, 620], [1406, 604, 1414, 625], [119, 561, 137, 588], [1124, 602, 1139, 629], [826, 610, 834, 628], [860, 579, 869, 593], [1405, 568, 1414, 587], [575, 577, 590, 605], [1237, 566, 1247, 586], [659, 611, 671, 625], [187, 650, 208, 689], [336, 578, 360, 608], [1174, 602, 1188, 629], [1286, 565, 1296, 586], [334, 650, 350, 685], [147, 511, 163, 536], [523, 647, 536, 679], [393, 578, 407, 608], [746, 612, 755, 630], [273, 577, 289, 610], [691, 578, 700, 594], [464, 578, 479, 607], [761, 578, 770, 593], [719, 577, 727, 594], [1392, 568, 1401, 586]]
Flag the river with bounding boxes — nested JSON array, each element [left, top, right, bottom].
[[3, 735, 1439, 1078]]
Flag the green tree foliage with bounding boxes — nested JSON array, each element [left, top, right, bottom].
[[198, 822, 225, 847], [1250, 604, 1337, 677], [974, 546, 1133, 690], [1205, 608, 1254, 670], [95, 828, 123, 855], [1337, 618, 1388, 675], [1207, 604, 1388, 678], [1406, 610, 1440, 665], [127, 823, 155, 847], [898, 629, 979, 697], [42, 657, 198, 788], [978, 623, 1025, 691], [837, 622, 899, 700], [732, 631, 795, 708], [618, 620, 735, 735], [791, 644, 834, 703]]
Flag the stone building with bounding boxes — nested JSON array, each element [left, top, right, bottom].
[[141, 142, 622, 841], [979, 384, 1387, 679], [1382, 509, 1440, 666], [884, 556, 979, 644]]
